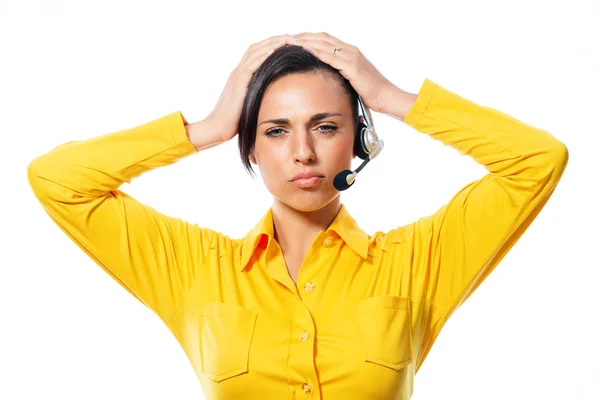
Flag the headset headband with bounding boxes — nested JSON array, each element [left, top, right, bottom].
[[357, 95, 374, 129]]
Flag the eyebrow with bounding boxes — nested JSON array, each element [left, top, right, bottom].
[[258, 112, 343, 126]]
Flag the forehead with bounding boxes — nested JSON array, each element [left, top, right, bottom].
[[258, 72, 349, 118]]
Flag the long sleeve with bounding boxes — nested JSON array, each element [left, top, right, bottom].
[[397, 79, 569, 372], [27, 111, 218, 325]]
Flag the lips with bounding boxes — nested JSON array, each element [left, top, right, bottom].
[[290, 176, 324, 188], [290, 171, 325, 181]]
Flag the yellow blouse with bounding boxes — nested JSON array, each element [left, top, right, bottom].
[[27, 78, 569, 400]]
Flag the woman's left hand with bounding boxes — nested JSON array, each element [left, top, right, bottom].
[[286, 32, 402, 115]]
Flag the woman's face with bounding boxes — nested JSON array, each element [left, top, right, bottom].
[[250, 71, 357, 212]]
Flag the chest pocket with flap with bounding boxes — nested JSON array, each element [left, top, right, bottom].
[[351, 295, 413, 371], [197, 302, 258, 383]]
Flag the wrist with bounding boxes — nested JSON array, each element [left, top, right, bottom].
[[380, 85, 418, 122], [185, 118, 225, 152]]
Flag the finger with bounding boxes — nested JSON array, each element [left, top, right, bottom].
[[293, 32, 351, 48], [291, 38, 351, 61], [255, 33, 288, 47], [245, 35, 289, 71], [248, 34, 288, 56], [245, 34, 286, 61], [293, 39, 353, 73]]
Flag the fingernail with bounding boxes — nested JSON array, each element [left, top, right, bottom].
[[304, 45, 315, 54], [287, 35, 297, 44]]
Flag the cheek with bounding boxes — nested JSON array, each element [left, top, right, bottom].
[[254, 146, 288, 183], [261, 146, 288, 169], [328, 137, 355, 164]]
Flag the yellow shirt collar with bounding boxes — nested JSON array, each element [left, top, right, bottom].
[[238, 203, 369, 271]]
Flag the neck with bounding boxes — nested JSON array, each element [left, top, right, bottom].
[[271, 197, 342, 255]]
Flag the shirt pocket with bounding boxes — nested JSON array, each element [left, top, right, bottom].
[[351, 295, 413, 371], [197, 302, 258, 383]]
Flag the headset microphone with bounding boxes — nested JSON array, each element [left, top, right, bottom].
[[333, 95, 385, 191], [333, 140, 383, 191]]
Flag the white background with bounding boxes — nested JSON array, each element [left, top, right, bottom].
[[1, 0, 598, 399]]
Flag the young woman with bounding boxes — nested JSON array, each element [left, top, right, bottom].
[[28, 32, 569, 399]]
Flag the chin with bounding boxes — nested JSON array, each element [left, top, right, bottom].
[[276, 188, 339, 213]]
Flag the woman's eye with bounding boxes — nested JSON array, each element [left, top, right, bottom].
[[265, 124, 338, 137], [319, 124, 338, 133], [265, 128, 284, 137]]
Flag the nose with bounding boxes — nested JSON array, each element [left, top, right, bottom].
[[292, 130, 316, 164]]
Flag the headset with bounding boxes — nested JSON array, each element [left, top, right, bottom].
[[333, 95, 384, 191]]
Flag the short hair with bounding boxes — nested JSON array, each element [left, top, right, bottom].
[[237, 44, 360, 178]]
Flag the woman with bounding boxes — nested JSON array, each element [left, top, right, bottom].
[[27, 32, 569, 399]]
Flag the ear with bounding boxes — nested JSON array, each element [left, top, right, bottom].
[[249, 151, 257, 165]]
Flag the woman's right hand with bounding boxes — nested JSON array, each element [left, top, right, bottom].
[[205, 33, 292, 143]]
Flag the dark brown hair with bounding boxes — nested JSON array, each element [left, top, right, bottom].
[[237, 44, 359, 178]]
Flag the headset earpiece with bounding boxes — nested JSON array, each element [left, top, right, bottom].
[[354, 115, 381, 160], [354, 119, 369, 160], [334, 95, 384, 191]]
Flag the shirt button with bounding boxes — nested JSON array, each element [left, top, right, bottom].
[[299, 331, 310, 341], [302, 382, 312, 394], [304, 282, 315, 292], [323, 237, 333, 246]]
